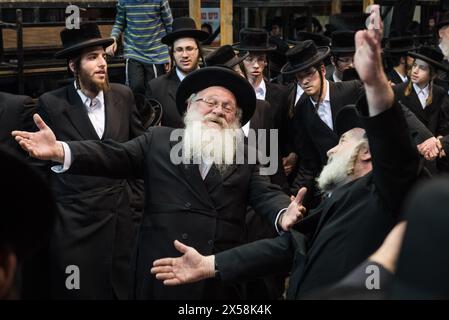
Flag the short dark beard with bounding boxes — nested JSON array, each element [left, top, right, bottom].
[[76, 67, 110, 94]]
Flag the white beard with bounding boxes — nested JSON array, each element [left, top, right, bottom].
[[316, 145, 357, 193], [182, 108, 243, 175], [440, 38, 449, 60]]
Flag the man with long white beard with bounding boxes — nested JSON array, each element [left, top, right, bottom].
[[149, 7, 421, 299], [12, 66, 305, 300]]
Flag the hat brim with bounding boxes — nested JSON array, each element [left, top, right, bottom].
[[408, 51, 449, 72], [335, 104, 363, 136], [55, 38, 115, 58], [176, 66, 256, 126], [232, 42, 277, 52], [331, 47, 356, 53], [223, 51, 249, 68], [281, 47, 330, 75], [161, 30, 209, 45], [384, 46, 418, 54]]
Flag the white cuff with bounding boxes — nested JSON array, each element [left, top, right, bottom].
[[51, 142, 72, 173], [275, 208, 288, 235]]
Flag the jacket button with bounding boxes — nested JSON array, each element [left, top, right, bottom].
[[181, 233, 188, 240], [184, 202, 191, 208], [208, 240, 214, 246]]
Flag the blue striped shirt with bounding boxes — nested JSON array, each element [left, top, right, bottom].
[[111, 0, 173, 64]]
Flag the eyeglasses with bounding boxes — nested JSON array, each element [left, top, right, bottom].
[[194, 96, 236, 114], [174, 46, 198, 54], [296, 68, 318, 81]]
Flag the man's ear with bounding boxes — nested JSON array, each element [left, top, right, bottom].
[[0, 248, 18, 300], [68, 59, 76, 73], [359, 145, 371, 161]]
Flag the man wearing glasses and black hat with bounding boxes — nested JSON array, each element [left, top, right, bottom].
[[149, 17, 209, 128], [36, 22, 146, 299], [326, 31, 356, 83]]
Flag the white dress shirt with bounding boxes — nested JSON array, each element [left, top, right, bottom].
[[395, 70, 408, 83], [176, 67, 187, 81], [76, 84, 105, 139], [310, 80, 333, 130], [254, 78, 267, 100], [294, 83, 305, 106], [413, 83, 430, 109]]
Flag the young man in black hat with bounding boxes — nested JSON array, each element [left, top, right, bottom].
[[35, 22, 146, 299], [326, 31, 356, 83], [149, 17, 209, 128], [13, 66, 306, 300], [148, 9, 423, 298], [384, 36, 416, 85]]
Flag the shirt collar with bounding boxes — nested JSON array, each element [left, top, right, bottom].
[[395, 70, 408, 82], [74, 81, 104, 107], [309, 80, 330, 105], [176, 68, 187, 81], [413, 83, 429, 96], [255, 79, 266, 96], [332, 71, 342, 82]]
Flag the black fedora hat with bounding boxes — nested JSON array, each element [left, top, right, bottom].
[[335, 105, 363, 136], [437, 11, 449, 30], [55, 22, 114, 59], [384, 36, 417, 54], [288, 31, 331, 47], [161, 17, 209, 45], [233, 28, 276, 52], [331, 31, 355, 54], [281, 40, 330, 75], [176, 66, 256, 126], [205, 45, 248, 68], [0, 147, 56, 259], [408, 46, 449, 72]]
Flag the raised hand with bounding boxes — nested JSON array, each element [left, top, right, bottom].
[[151, 240, 215, 286], [280, 187, 307, 231], [11, 114, 64, 162], [106, 39, 117, 56]]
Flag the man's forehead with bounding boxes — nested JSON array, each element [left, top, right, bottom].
[[173, 37, 197, 47], [197, 86, 236, 99]]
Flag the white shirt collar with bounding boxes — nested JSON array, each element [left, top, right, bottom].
[[74, 81, 104, 107], [413, 83, 430, 96], [395, 69, 408, 83], [176, 68, 187, 81], [332, 71, 342, 83], [254, 79, 266, 100]]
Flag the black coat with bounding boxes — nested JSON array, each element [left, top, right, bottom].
[[215, 100, 419, 298], [64, 127, 291, 300], [393, 82, 449, 136], [387, 69, 408, 85], [149, 70, 182, 128], [0, 92, 35, 158], [38, 83, 145, 299]]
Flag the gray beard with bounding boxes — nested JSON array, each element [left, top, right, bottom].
[[316, 146, 355, 193]]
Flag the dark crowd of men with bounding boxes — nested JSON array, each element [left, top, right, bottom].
[[1, 3, 449, 300]]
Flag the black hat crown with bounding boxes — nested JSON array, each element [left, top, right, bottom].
[[281, 40, 330, 74], [205, 45, 247, 67], [331, 31, 355, 53], [55, 22, 114, 58], [233, 28, 276, 52], [408, 45, 448, 72], [384, 36, 416, 53], [161, 17, 209, 45]]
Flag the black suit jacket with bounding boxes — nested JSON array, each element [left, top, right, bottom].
[[149, 70, 182, 128], [38, 83, 145, 299], [387, 69, 408, 85], [393, 82, 449, 136], [63, 127, 291, 299], [0, 92, 35, 158], [215, 100, 419, 298]]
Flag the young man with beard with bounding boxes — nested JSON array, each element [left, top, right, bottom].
[[148, 9, 421, 298], [149, 17, 208, 128], [13, 66, 305, 300], [35, 23, 146, 299]]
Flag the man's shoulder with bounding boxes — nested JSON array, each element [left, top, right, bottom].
[[0, 91, 33, 108], [150, 73, 177, 87]]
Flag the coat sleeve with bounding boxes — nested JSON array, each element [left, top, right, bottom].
[[358, 98, 419, 216], [215, 233, 294, 283], [401, 104, 433, 144], [66, 131, 152, 179]]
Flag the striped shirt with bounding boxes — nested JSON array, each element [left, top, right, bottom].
[[111, 0, 173, 64]]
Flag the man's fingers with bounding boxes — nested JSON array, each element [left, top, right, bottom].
[[153, 258, 174, 267], [33, 114, 48, 131], [155, 272, 174, 280], [355, 30, 366, 50], [294, 187, 307, 205], [174, 240, 189, 254], [151, 265, 173, 274], [164, 279, 182, 286]]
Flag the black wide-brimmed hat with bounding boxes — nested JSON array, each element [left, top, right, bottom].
[[161, 17, 209, 45], [233, 28, 276, 52], [384, 36, 417, 54], [0, 147, 56, 259], [55, 22, 114, 59], [205, 45, 248, 68], [176, 66, 256, 126], [281, 40, 330, 75], [331, 31, 356, 54], [408, 46, 449, 72], [335, 105, 363, 136], [437, 11, 449, 30], [135, 94, 163, 129], [288, 32, 331, 47]]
